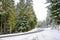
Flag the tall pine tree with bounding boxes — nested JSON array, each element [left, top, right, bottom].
[[16, 0, 37, 32], [47, 0, 60, 24], [26, 0, 37, 29], [0, 0, 16, 34], [0, 0, 3, 34]]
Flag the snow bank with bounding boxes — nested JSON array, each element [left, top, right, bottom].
[[28, 28, 44, 32], [0, 28, 60, 40]]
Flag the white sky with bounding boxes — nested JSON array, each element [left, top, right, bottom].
[[15, 0, 49, 21]]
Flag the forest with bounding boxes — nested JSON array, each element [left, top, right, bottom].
[[0, 0, 60, 40], [0, 0, 60, 35], [0, 0, 37, 34]]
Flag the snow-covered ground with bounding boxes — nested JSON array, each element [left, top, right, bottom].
[[0, 28, 60, 40]]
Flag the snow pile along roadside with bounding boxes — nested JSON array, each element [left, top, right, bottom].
[[0, 28, 60, 40]]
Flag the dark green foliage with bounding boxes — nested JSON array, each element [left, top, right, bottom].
[[0, 0, 37, 34], [16, 0, 37, 32], [0, 0, 16, 34], [47, 0, 60, 24]]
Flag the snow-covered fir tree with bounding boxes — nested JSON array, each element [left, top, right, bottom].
[[47, 0, 60, 25], [16, 0, 37, 32]]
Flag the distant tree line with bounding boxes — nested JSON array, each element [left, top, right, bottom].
[[37, 21, 48, 28]]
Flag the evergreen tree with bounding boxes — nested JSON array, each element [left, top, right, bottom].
[[16, 0, 37, 32], [7, 0, 16, 33], [16, 0, 26, 32], [26, 0, 37, 30], [0, 0, 3, 34], [47, 0, 60, 24], [0, 0, 16, 34]]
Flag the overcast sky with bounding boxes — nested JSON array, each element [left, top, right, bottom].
[[15, 0, 49, 21]]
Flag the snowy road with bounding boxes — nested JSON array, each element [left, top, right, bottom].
[[0, 28, 60, 40]]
